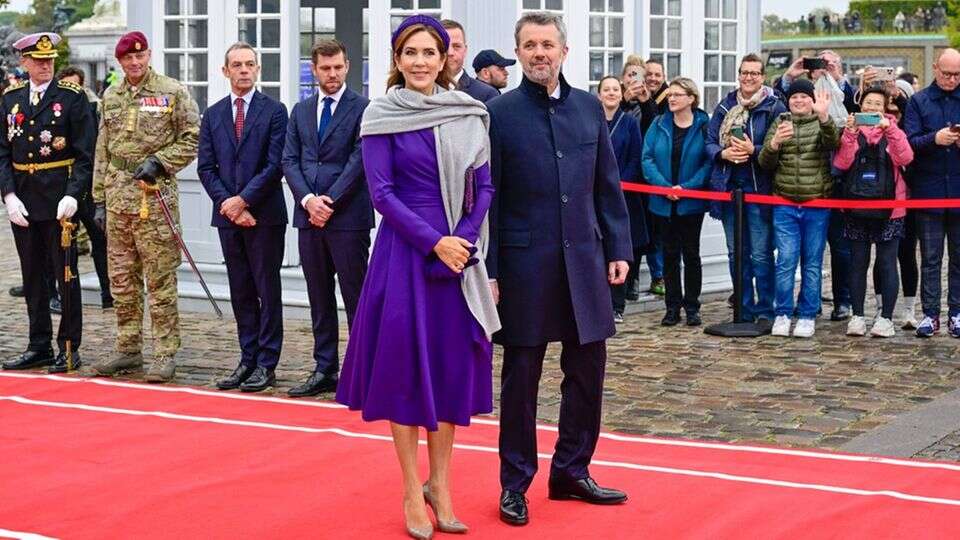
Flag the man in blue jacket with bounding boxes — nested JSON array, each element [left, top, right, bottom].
[[198, 42, 288, 392], [442, 19, 499, 103], [904, 48, 960, 337], [282, 39, 372, 396], [487, 12, 632, 527], [705, 54, 786, 324]]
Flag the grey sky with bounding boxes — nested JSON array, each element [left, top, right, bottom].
[[5, 0, 30, 13], [764, 0, 851, 22]]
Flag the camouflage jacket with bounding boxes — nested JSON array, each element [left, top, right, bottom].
[[93, 68, 200, 214]]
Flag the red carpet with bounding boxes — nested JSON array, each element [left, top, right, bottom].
[[1, 373, 959, 539]]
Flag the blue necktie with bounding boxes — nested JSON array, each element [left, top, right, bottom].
[[317, 96, 334, 142]]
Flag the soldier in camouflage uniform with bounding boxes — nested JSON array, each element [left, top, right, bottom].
[[89, 32, 199, 383]]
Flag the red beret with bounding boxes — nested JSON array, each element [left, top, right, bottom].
[[115, 31, 148, 59]]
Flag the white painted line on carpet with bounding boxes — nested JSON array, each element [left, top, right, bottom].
[[0, 372, 960, 472], [0, 372, 346, 409], [2, 372, 959, 473], [2, 394, 960, 509], [0, 528, 59, 540]]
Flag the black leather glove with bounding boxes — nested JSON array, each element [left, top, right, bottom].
[[132, 155, 165, 185], [93, 203, 106, 231]]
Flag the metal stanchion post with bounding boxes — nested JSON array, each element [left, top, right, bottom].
[[705, 188, 769, 337]]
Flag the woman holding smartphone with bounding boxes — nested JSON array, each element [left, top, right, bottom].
[[705, 54, 785, 324], [833, 85, 913, 337], [620, 57, 665, 299]]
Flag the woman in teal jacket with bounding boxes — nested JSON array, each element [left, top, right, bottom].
[[642, 77, 712, 326]]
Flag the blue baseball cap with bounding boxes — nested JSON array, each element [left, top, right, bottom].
[[472, 50, 516, 73]]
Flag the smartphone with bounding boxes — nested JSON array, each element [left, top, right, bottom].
[[802, 57, 828, 71], [951, 124, 960, 134], [730, 126, 745, 140], [854, 113, 882, 126], [623, 67, 642, 83], [779, 112, 792, 122], [875, 67, 896, 82]]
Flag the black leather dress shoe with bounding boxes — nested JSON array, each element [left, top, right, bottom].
[[685, 311, 702, 326], [287, 371, 337, 397], [548, 476, 627, 505], [240, 367, 275, 393], [48, 351, 82, 374], [661, 309, 681, 326], [3, 349, 55, 370], [217, 363, 256, 390], [8, 285, 24, 297], [499, 490, 528, 526]]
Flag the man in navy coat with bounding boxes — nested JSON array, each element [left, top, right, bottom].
[[282, 39, 372, 397], [487, 12, 633, 526], [442, 19, 500, 103], [198, 42, 288, 393]]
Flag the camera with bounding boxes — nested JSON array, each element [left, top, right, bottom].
[[802, 57, 828, 71]]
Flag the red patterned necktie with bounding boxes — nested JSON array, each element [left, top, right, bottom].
[[234, 97, 245, 141]]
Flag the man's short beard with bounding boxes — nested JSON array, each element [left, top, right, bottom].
[[524, 66, 555, 86]]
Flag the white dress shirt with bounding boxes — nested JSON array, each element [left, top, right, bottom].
[[230, 88, 255, 122], [29, 79, 51, 102], [315, 83, 347, 131]]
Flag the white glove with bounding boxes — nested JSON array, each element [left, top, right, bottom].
[[56, 195, 78, 220], [3, 193, 29, 227]]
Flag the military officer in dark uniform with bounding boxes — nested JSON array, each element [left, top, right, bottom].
[[0, 32, 95, 373]]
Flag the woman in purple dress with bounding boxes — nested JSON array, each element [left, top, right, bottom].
[[335, 15, 500, 539]]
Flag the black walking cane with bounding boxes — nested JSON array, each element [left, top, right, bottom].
[[59, 217, 76, 371], [704, 188, 769, 337]]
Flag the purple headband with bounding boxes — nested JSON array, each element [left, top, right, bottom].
[[391, 15, 450, 51]]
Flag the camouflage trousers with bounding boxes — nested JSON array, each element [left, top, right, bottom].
[[107, 210, 182, 357]]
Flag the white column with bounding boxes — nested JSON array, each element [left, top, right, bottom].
[[564, 0, 589, 89], [368, 0, 392, 98]]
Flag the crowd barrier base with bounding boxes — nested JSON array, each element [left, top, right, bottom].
[[702, 188, 771, 338]]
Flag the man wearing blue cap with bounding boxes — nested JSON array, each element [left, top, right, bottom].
[[0, 32, 95, 373], [473, 49, 515, 93]]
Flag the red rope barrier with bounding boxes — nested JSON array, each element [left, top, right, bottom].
[[621, 182, 960, 210]]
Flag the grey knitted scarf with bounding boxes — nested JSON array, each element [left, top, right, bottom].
[[360, 85, 501, 339]]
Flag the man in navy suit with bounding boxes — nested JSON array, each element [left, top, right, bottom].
[[441, 19, 500, 103], [487, 13, 633, 526], [197, 42, 288, 393], [282, 39, 372, 397]]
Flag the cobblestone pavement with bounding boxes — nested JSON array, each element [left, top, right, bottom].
[[1, 221, 959, 462]]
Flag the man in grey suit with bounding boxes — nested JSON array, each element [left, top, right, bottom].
[[441, 19, 499, 103]]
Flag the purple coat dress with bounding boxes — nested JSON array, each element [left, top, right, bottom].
[[335, 128, 494, 431]]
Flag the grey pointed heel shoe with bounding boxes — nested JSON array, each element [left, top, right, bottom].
[[423, 484, 468, 534]]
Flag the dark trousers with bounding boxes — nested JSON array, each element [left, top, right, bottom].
[[299, 228, 370, 375], [219, 226, 285, 369], [499, 340, 606, 493], [656, 213, 704, 313], [916, 211, 960, 317], [898, 211, 919, 297], [610, 246, 643, 312], [828, 210, 852, 307], [11, 219, 82, 352], [850, 238, 899, 318], [77, 198, 111, 302]]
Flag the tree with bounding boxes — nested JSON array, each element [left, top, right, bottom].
[[763, 14, 798, 36], [949, 0, 960, 47], [17, 0, 96, 33], [16, 0, 96, 71]]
